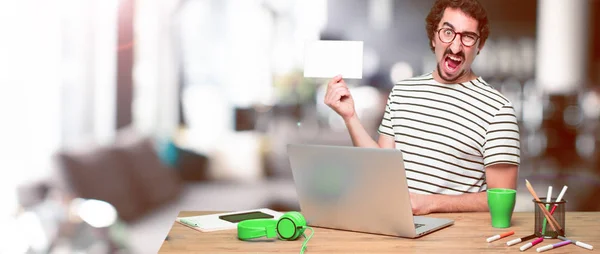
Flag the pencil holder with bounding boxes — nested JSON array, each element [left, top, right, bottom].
[[533, 198, 566, 238]]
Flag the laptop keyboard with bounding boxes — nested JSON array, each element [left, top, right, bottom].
[[415, 223, 425, 229]]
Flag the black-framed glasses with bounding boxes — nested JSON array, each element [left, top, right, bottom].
[[437, 28, 480, 47]]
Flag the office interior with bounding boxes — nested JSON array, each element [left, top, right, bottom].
[[1, 0, 599, 253]]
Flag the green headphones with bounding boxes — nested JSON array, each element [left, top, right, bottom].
[[237, 211, 313, 253]]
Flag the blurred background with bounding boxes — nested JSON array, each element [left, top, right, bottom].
[[1, 0, 599, 253]]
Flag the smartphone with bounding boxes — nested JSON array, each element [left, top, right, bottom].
[[218, 211, 274, 223]]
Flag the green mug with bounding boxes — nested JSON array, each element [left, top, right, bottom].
[[487, 188, 517, 228]]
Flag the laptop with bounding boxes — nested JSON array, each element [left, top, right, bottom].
[[287, 143, 454, 238]]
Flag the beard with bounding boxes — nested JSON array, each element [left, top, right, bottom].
[[437, 63, 466, 83], [437, 47, 468, 83]]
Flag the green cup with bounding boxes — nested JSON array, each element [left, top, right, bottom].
[[487, 188, 517, 228]]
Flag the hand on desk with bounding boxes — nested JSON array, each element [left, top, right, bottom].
[[409, 191, 489, 214], [410, 193, 433, 215]]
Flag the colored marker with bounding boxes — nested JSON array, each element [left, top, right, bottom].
[[519, 237, 544, 251], [536, 240, 571, 252], [507, 234, 537, 246], [487, 231, 515, 243], [179, 218, 199, 227], [541, 186, 552, 234], [549, 185, 568, 215], [558, 236, 594, 250]]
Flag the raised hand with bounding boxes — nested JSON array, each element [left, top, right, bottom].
[[323, 75, 356, 121]]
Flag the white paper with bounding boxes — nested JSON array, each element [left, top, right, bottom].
[[303, 40, 364, 79]]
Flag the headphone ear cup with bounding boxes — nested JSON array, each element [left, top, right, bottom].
[[277, 212, 307, 240], [289, 211, 307, 228], [291, 212, 307, 237], [237, 219, 277, 240]]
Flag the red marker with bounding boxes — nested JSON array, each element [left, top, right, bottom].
[[519, 237, 544, 251]]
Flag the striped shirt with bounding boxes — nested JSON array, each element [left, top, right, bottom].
[[377, 72, 520, 195]]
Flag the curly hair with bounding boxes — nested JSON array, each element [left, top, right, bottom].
[[425, 0, 489, 52]]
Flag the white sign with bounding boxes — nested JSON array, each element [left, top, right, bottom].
[[303, 40, 364, 79]]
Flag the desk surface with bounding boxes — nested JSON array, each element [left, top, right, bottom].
[[159, 211, 599, 253]]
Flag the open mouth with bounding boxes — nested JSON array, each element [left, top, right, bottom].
[[443, 54, 463, 75]]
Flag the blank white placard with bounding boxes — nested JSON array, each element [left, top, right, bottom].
[[303, 40, 364, 79]]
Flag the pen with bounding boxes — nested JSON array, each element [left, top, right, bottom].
[[486, 231, 514, 243], [519, 237, 544, 251], [506, 234, 536, 246], [180, 218, 199, 227], [536, 240, 571, 252], [558, 236, 594, 250]]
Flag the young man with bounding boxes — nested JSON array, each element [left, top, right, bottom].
[[324, 0, 519, 215]]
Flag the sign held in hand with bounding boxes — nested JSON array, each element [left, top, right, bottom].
[[303, 40, 363, 79]]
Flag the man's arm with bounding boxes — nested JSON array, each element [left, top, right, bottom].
[[324, 75, 395, 149], [411, 163, 518, 215], [345, 115, 395, 149]]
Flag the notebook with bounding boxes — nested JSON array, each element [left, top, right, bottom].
[[175, 208, 283, 232]]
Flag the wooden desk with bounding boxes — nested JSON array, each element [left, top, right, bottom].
[[159, 211, 599, 253]]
